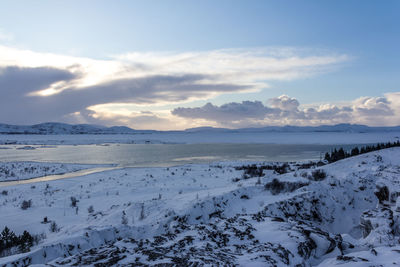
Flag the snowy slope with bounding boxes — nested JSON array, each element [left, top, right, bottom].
[[0, 148, 400, 265]]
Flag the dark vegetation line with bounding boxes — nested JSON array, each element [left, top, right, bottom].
[[0, 227, 35, 257], [236, 141, 400, 182], [325, 140, 400, 163]]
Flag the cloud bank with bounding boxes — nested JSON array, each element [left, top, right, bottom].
[[0, 44, 397, 129], [0, 44, 350, 128], [172, 93, 400, 128]]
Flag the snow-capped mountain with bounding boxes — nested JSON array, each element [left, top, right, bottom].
[[1, 122, 400, 135], [0, 123, 146, 134]]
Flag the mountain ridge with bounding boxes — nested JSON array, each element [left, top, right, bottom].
[[1, 122, 400, 134]]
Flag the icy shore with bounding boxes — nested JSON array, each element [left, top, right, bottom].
[[0, 162, 107, 182]]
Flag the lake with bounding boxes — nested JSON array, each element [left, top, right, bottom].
[[0, 143, 364, 167]]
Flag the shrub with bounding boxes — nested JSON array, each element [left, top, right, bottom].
[[87, 205, 94, 214], [20, 200, 32, 210], [242, 164, 264, 178], [49, 221, 59, 233], [264, 178, 309, 195], [311, 169, 327, 181], [70, 196, 79, 207], [264, 179, 285, 195], [121, 211, 128, 225]]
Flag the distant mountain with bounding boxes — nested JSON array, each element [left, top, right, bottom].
[[185, 124, 400, 133], [1, 122, 400, 135], [0, 122, 155, 134]]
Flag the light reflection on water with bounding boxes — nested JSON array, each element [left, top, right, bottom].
[[0, 143, 363, 166], [0, 143, 364, 186]]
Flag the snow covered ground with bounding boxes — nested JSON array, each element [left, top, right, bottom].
[[0, 162, 106, 182], [0, 148, 400, 265], [0, 131, 400, 145]]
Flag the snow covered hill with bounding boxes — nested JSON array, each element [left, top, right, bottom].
[[0, 122, 148, 135], [0, 148, 400, 265]]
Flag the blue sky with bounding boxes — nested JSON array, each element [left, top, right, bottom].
[[0, 1, 399, 129]]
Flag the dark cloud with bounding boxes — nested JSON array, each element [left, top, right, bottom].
[[0, 66, 76, 95], [65, 109, 171, 130], [172, 101, 275, 121], [0, 68, 250, 124], [0, 66, 397, 128], [0, 66, 78, 123]]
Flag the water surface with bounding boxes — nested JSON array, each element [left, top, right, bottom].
[[0, 143, 363, 167]]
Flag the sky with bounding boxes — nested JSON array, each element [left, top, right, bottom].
[[0, 0, 399, 130]]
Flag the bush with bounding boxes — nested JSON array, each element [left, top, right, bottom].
[[121, 211, 128, 225], [70, 196, 79, 207], [49, 221, 59, 233], [243, 165, 264, 178], [264, 178, 309, 195], [264, 179, 285, 195], [311, 169, 327, 181], [20, 200, 32, 210], [87, 205, 94, 214]]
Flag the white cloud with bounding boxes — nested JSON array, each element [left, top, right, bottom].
[[0, 43, 396, 130], [0, 45, 349, 100], [268, 95, 300, 111], [0, 44, 353, 128], [353, 96, 393, 116], [114, 48, 349, 90], [171, 93, 400, 128]]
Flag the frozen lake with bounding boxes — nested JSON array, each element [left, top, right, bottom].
[[0, 143, 364, 167]]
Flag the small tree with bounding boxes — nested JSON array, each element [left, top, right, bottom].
[[1, 226, 18, 248], [139, 203, 145, 220], [121, 211, 128, 225], [18, 231, 33, 252], [49, 221, 59, 233], [70, 197, 79, 207]]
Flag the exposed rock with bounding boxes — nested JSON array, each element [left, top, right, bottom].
[[360, 207, 395, 244]]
